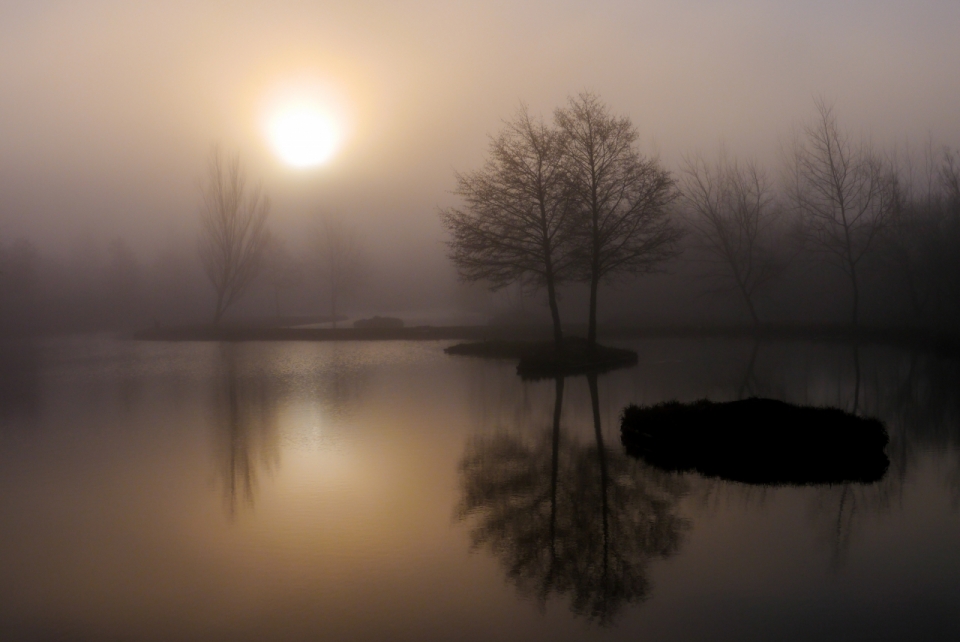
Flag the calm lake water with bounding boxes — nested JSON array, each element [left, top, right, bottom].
[[1, 336, 959, 641]]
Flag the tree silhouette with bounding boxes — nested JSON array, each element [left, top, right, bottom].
[[213, 346, 281, 516], [787, 100, 894, 329], [556, 93, 682, 347], [680, 151, 785, 327], [441, 106, 576, 349], [457, 374, 689, 624], [198, 147, 271, 325]]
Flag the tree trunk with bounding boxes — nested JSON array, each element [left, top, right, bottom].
[[852, 343, 861, 415], [741, 284, 760, 329], [545, 275, 564, 351], [737, 339, 761, 399], [213, 289, 225, 326], [850, 269, 860, 331], [587, 272, 599, 349], [549, 376, 564, 559], [588, 373, 609, 592]]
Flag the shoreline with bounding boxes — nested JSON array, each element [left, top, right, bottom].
[[130, 323, 960, 355]]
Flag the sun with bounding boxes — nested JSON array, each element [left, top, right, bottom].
[[261, 77, 350, 168], [267, 104, 340, 168]]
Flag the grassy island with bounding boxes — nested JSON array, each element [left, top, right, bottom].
[[620, 398, 889, 485], [444, 337, 638, 379]]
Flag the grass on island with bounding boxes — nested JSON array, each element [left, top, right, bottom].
[[444, 336, 638, 379], [620, 398, 889, 485]]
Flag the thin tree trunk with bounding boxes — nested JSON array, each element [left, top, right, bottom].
[[852, 342, 861, 415], [546, 275, 564, 351], [741, 284, 760, 329], [213, 289, 225, 326], [588, 373, 609, 594], [849, 261, 860, 331], [588, 272, 599, 349], [738, 339, 761, 399], [549, 376, 564, 560]]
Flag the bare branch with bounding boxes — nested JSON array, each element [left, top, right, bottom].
[[198, 146, 271, 325]]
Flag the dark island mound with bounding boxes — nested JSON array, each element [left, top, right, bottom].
[[620, 398, 889, 485], [444, 337, 638, 379]]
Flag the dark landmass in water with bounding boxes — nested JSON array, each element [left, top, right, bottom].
[[620, 398, 889, 485], [444, 337, 638, 379], [132, 322, 960, 359]]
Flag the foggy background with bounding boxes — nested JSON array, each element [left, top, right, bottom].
[[2, 1, 959, 333]]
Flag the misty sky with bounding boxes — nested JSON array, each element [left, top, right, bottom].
[[1, 0, 958, 262]]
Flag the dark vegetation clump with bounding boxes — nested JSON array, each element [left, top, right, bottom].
[[443, 340, 533, 359], [444, 337, 637, 379], [353, 316, 404, 329], [620, 398, 889, 485], [515, 337, 637, 379]]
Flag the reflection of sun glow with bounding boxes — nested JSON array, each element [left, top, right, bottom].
[[262, 78, 347, 168]]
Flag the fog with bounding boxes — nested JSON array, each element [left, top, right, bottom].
[[2, 1, 959, 332]]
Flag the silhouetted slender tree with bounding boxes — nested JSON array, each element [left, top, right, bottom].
[[556, 93, 682, 347], [680, 152, 785, 327], [198, 147, 271, 325], [441, 107, 575, 349], [787, 100, 894, 329]]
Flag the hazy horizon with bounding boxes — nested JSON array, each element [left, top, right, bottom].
[[2, 1, 959, 326]]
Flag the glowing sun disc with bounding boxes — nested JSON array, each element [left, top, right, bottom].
[[268, 106, 339, 167]]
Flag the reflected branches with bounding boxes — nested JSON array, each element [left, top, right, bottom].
[[457, 374, 689, 624], [213, 346, 281, 516], [209, 345, 371, 516]]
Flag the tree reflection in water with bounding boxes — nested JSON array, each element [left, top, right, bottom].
[[213, 345, 281, 516], [210, 344, 370, 516], [457, 373, 689, 625], [808, 346, 960, 565]]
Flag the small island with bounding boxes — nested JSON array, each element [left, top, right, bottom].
[[444, 337, 638, 379], [620, 398, 889, 485]]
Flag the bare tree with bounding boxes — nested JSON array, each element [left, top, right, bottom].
[[940, 148, 960, 215], [315, 215, 364, 327], [788, 100, 895, 328], [556, 93, 682, 347], [441, 106, 575, 349], [680, 151, 784, 327], [877, 143, 944, 321], [198, 148, 271, 325]]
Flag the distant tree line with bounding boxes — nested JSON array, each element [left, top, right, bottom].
[[2, 95, 959, 335], [442, 93, 960, 336], [0, 168, 367, 335]]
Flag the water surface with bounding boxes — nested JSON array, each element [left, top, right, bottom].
[[1, 336, 958, 640]]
